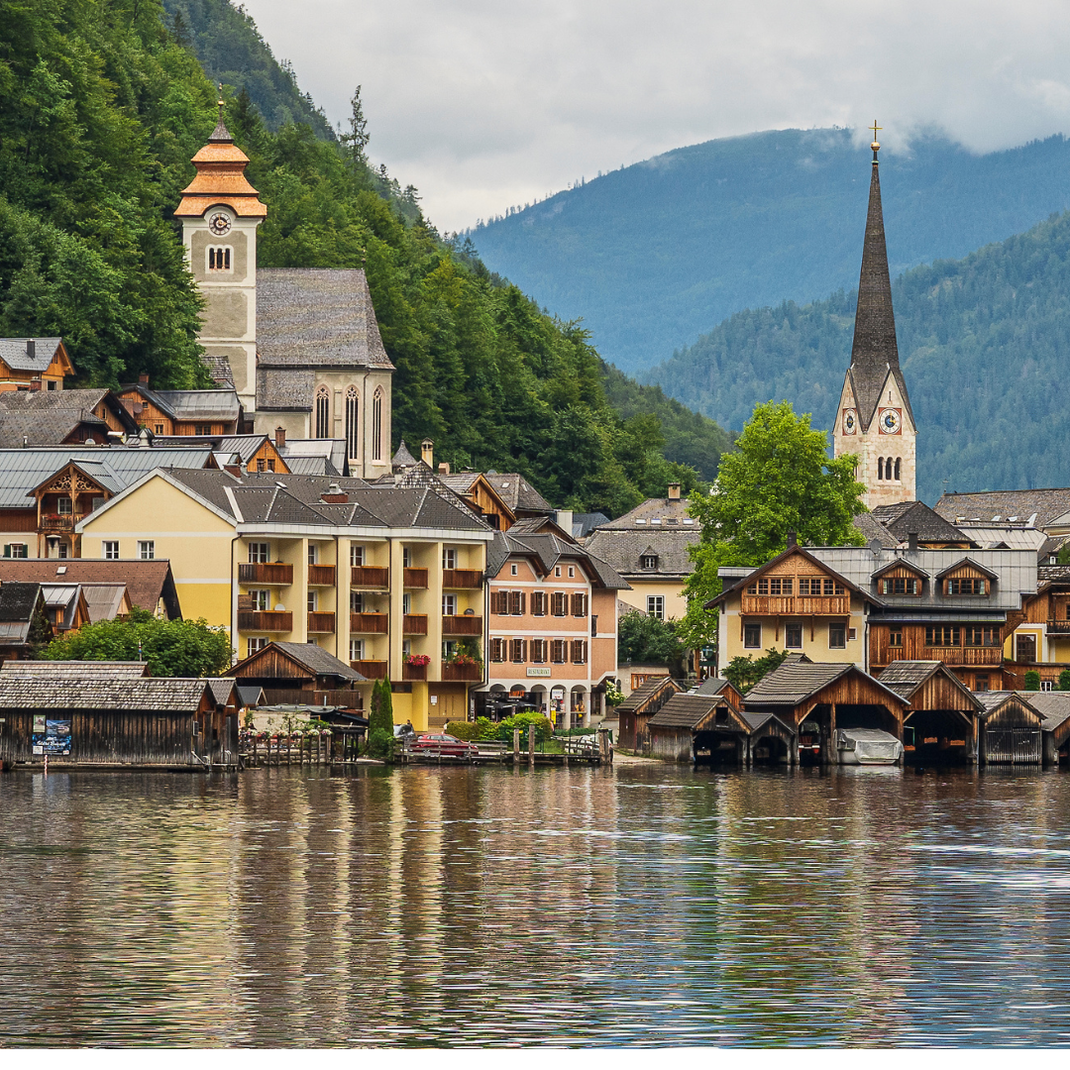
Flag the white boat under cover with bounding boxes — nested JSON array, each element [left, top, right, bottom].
[[835, 727, 904, 765]]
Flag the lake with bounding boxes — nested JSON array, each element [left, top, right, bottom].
[[3, 760, 1070, 1047]]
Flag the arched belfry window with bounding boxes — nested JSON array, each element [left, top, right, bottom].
[[315, 386, 330, 439], [345, 387, 359, 459], [878, 457, 885, 481], [894, 457, 901, 481], [372, 388, 383, 462]]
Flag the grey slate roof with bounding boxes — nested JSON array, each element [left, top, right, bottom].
[[694, 676, 731, 696], [480, 473, 552, 514], [852, 511, 899, 549], [0, 659, 149, 676], [744, 661, 907, 709], [493, 529, 629, 589], [256, 268, 395, 371], [1020, 691, 1070, 730], [647, 693, 724, 729], [616, 675, 680, 714], [0, 676, 215, 712], [572, 512, 610, 538], [0, 338, 63, 373], [205, 356, 235, 388], [255, 367, 313, 412], [279, 438, 347, 477], [971, 691, 1045, 723], [935, 489, 1070, 530], [870, 501, 971, 545], [584, 496, 697, 578], [0, 582, 41, 623], [391, 440, 419, 468], [260, 641, 363, 682]]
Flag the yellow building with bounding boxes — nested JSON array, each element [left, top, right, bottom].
[[77, 468, 495, 729]]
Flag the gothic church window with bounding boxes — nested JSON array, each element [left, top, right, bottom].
[[315, 387, 330, 439], [372, 388, 383, 461], [345, 387, 359, 459], [894, 457, 901, 480]]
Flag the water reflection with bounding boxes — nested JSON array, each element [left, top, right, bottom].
[[4, 764, 1070, 1045]]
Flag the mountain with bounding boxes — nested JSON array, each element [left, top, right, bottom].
[[467, 128, 1070, 373], [0, 0, 730, 517], [644, 209, 1070, 504]]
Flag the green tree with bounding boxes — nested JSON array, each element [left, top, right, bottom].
[[677, 400, 866, 649], [1024, 670, 1041, 692], [1059, 669, 1070, 691], [723, 649, 790, 695], [366, 678, 395, 759], [618, 610, 685, 675], [40, 608, 232, 676]]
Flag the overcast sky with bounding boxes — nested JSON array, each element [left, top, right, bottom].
[[237, 0, 1070, 233]]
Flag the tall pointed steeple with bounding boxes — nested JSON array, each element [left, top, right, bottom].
[[832, 126, 917, 508]]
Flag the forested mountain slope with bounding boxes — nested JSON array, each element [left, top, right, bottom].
[[645, 211, 1070, 503], [0, 0, 729, 517], [468, 128, 1070, 373]]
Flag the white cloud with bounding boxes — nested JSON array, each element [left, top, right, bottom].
[[237, 0, 1070, 231]]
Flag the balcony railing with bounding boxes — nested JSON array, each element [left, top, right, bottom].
[[307, 565, 336, 586], [307, 611, 335, 634], [1047, 619, 1070, 634], [740, 594, 851, 616], [39, 513, 86, 532], [238, 562, 293, 585], [350, 659, 388, 679], [403, 614, 428, 635], [403, 662, 428, 681], [442, 661, 481, 682], [350, 612, 388, 634], [442, 568, 482, 589], [238, 609, 293, 632], [403, 567, 428, 589], [351, 565, 389, 588], [442, 615, 482, 635]]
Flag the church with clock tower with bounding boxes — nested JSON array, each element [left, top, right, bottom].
[[832, 129, 917, 509]]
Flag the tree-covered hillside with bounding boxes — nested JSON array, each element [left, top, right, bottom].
[[0, 0, 730, 517], [468, 128, 1070, 373], [645, 210, 1070, 503]]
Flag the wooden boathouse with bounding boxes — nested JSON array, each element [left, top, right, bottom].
[[875, 660, 982, 764], [1025, 691, 1070, 765], [742, 660, 909, 765], [0, 663, 241, 768], [616, 675, 681, 751], [973, 691, 1046, 764]]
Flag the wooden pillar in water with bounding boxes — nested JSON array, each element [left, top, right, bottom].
[[527, 725, 535, 766], [828, 702, 837, 767]]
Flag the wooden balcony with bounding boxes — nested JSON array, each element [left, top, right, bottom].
[[350, 612, 388, 634], [308, 564, 336, 586], [403, 614, 428, 635], [40, 513, 87, 532], [403, 662, 428, 681], [307, 611, 335, 634], [238, 609, 293, 632], [1047, 619, 1070, 634], [442, 614, 482, 635], [351, 565, 389, 588], [740, 594, 851, 616], [350, 659, 388, 679], [238, 562, 293, 585], [403, 567, 428, 589], [442, 661, 481, 682], [442, 568, 482, 589]]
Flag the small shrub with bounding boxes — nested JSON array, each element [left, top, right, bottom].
[[445, 720, 482, 742], [496, 712, 552, 746], [1059, 669, 1070, 692], [1024, 670, 1041, 692]]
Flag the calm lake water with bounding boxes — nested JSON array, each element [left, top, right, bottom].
[[3, 761, 1070, 1047]]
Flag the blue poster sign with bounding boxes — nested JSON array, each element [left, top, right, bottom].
[[32, 719, 71, 756]]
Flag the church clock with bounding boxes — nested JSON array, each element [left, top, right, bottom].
[[208, 210, 232, 236], [842, 409, 856, 435], [878, 408, 902, 435]]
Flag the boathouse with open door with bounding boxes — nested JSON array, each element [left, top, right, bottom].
[[742, 660, 908, 765], [876, 660, 981, 765], [1025, 691, 1070, 765], [973, 691, 1044, 764], [646, 680, 746, 763], [616, 675, 681, 751]]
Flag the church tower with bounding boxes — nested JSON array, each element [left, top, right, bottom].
[[174, 97, 267, 413], [833, 128, 916, 508]]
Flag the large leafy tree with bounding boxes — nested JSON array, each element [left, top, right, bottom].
[[40, 608, 233, 677], [618, 610, 685, 675], [677, 400, 866, 649]]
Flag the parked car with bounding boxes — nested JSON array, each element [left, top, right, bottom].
[[410, 732, 479, 758]]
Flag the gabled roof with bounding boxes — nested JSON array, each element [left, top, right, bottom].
[[647, 692, 745, 731], [0, 581, 43, 645], [493, 529, 629, 590], [694, 676, 731, 696], [231, 640, 364, 683], [852, 511, 899, 549], [122, 385, 240, 423], [934, 557, 999, 582], [0, 388, 137, 448], [876, 660, 982, 709], [935, 488, 1070, 530], [871, 558, 930, 581], [0, 676, 220, 712], [256, 268, 395, 372], [479, 473, 552, 514], [1021, 691, 1070, 731], [870, 501, 971, 545], [615, 675, 680, 715], [744, 660, 908, 709], [1, 659, 149, 677], [972, 691, 1045, 723], [0, 338, 70, 374]]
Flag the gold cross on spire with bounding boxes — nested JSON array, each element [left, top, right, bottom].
[[870, 119, 882, 161], [870, 120, 881, 141], [218, 83, 225, 123]]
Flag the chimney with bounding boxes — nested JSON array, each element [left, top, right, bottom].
[[275, 426, 286, 448], [908, 531, 919, 552], [26, 339, 35, 360], [28, 379, 41, 392], [556, 508, 574, 535], [421, 438, 434, 467], [786, 531, 797, 547], [321, 482, 349, 504], [668, 482, 681, 500], [438, 461, 451, 477], [138, 372, 149, 386]]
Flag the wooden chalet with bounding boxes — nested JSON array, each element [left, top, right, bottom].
[[0, 337, 73, 391], [1001, 564, 1070, 689], [972, 691, 1046, 765], [229, 640, 369, 708], [876, 660, 982, 764], [117, 376, 240, 436], [742, 660, 909, 765], [615, 675, 682, 750], [0, 671, 240, 768]]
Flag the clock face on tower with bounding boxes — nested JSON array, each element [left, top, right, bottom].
[[879, 408, 902, 435], [208, 211, 232, 236], [842, 409, 856, 435]]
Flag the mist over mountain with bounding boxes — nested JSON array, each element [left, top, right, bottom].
[[468, 128, 1070, 374]]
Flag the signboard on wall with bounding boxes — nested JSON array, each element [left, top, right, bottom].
[[526, 667, 551, 677], [32, 719, 71, 756]]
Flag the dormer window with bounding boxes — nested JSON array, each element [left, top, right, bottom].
[[641, 554, 658, 570], [946, 577, 987, 595], [881, 577, 919, 595], [208, 246, 232, 272]]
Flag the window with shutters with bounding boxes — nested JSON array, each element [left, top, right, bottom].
[[571, 639, 587, 664], [571, 592, 587, 617], [531, 591, 548, 616], [510, 638, 526, 663], [509, 590, 526, 615], [531, 639, 547, 663], [491, 638, 506, 662], [551, 592, 567, 616], [551, 640, 567, 663]]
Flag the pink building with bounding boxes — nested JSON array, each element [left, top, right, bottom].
[[478, 518, 628, 728]]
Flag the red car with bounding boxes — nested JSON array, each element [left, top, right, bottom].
[[410, 732, 479, 759]]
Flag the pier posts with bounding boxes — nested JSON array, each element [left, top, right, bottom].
[[528, 725, 535, 766]]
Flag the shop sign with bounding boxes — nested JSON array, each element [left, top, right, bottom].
[[526, 667, 551, 677]]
